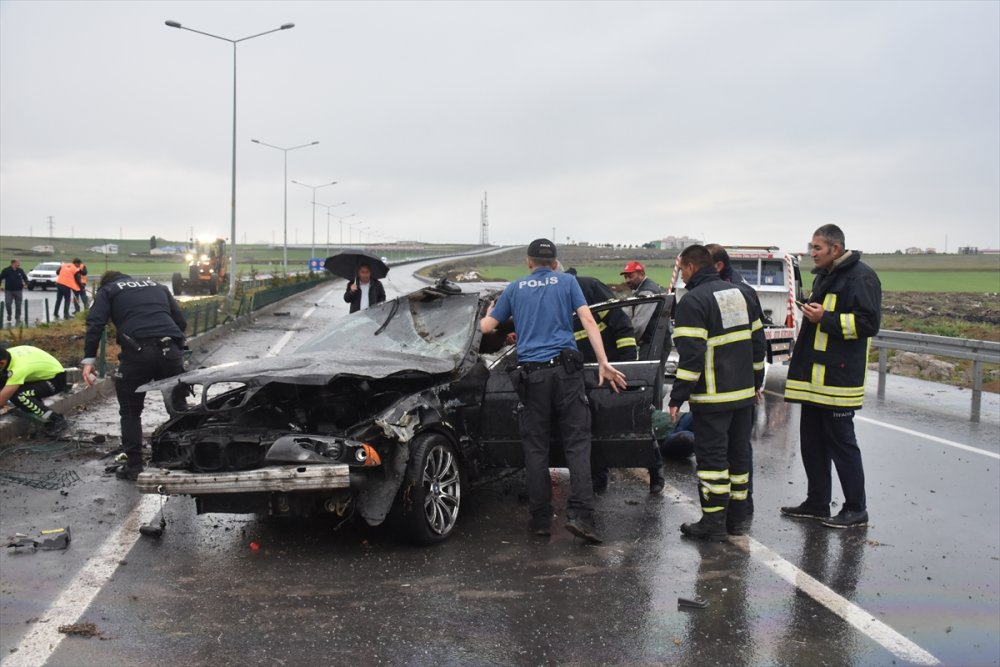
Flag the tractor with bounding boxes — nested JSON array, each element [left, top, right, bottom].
[[172, 238, 227, 296]]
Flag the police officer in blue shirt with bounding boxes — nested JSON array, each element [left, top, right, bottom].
[[480, 239, 627, 542]]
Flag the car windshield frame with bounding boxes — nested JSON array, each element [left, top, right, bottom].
[[31, 263, 61, 272], [295, 290, 481, 364]]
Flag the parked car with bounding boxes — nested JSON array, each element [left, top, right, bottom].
[[26, 261, 62, 290], [137, 279, 673, 544]]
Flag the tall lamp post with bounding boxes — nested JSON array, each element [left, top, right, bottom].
[[251, 138, 318, 274], [338, 213, 356, 246], [165, 19, 295, 304], [291, 179, 337, 262], [316, 201, 347, 255]]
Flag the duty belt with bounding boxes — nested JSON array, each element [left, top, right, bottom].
[[518, 357, 561, 373]]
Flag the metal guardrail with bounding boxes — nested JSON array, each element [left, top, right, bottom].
[[872, 330, 1000, 422]]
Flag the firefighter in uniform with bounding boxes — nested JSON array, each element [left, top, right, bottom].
[[669, 245, 764, 540], [567, 268, 667, 494], [706, 243, 768, 513], [54, 259, 83, 320], [480, 239, 626, 543], [0, 345, 69, 434], [782, 224, 881, 528], [81, 271, 188, 480]]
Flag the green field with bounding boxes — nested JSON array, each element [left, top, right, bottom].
[[0, 235, 483, 281], [876, 271, 999, 293]]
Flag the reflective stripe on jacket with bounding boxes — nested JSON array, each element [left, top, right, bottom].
[[669, 266, 762, 412], [784, 251, 881, 410]]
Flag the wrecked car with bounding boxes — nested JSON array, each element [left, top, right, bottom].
[[137, 280, 673, 544]]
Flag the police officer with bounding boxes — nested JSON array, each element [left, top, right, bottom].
[[706, 244, 767, 512], [782, 224, 881, 528], [668, 245, 764, 540], [81, 271, 187, 480], [0, 345, 68, 434], [480, 239, 626, 542]]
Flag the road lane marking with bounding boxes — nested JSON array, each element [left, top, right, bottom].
[[762, 389, 999, 460], [665, 484, 941, 666], [266, 302, 320, 358], [4, 494, 161, 667]]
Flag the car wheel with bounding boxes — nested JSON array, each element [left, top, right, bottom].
[[397, 434, 462, 544], [208, 275, 219, 295], [27, 282, 35, 291]]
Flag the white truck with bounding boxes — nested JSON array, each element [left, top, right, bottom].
[[669, 246, 804, 363]]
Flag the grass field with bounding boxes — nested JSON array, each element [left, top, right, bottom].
[[0, 235, 483, 281]]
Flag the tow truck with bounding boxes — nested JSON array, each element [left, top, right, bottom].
[[669, 246, 804, 363], [172, 238, 227, 296]]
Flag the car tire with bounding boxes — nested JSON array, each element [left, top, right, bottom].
[[27, 282, 35, 291], [396, 433, 463, 545], [208, 275, 219, 295]]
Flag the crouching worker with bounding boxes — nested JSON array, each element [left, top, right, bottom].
[[0, 345, 69, 435]]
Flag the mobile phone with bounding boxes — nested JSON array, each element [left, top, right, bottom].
[[794, 300, 806, 310]]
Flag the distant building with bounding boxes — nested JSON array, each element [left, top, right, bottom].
[[150, 245, 186, 256], [958, 246, 980, 255], [905, 247, 923, 255], [656, 235, 701, 251], [30, 244, 55, 254], [89, 243, 119, 254]]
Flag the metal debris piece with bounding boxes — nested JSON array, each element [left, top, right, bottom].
[[677, 596, 709, 610], [0, 469, 81, 490], [6, 526, 71, 550]]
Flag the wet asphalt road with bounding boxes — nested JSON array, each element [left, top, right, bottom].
[[1, 263, 998, 666]]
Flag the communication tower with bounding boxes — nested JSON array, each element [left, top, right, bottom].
[[480, 192, 489, 245]]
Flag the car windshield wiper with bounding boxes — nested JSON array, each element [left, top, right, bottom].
[[374, 299, 400, 336]]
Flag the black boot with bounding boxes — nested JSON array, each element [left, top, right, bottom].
[[648, 466, 665, 494], [727, 502, 750, 535], [680, 513, 728, 541]]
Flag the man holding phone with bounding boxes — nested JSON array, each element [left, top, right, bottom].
[[782, 224, 882, 528]]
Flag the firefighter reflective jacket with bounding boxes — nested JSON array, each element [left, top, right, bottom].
[[784, 250, 881, 410], [669, 266, 764, 412], [572, 275, 638, 362]]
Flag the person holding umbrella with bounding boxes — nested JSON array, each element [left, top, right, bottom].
[[343, 262, 387, 313]]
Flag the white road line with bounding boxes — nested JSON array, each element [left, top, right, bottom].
[[664, 484, 941, 666], [266, 304, 319, 358], [3, 494, 161, 667], [762, 389, 999, 460]]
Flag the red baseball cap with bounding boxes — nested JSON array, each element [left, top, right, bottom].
[[620, 261, 645, 275]]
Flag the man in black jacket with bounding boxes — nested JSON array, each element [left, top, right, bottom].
[[81, 271, 187, 480], [706, 244, 768, 513], [0, 259, 29, 323], [669, 245, 764, 540], [782, 224, 881, 529], [344, 263, 387, 313]]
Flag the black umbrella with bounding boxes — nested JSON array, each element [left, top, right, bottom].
[[324, 251, 390, 282]]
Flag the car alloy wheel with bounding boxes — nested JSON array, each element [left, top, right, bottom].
[[422, 442, 461, 536]]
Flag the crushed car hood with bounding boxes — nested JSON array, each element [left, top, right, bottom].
[[140, 348, 458, 393]]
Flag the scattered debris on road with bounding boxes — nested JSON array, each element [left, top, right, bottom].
[[58, 622, 101, 638], [6, 526, 71, 550]]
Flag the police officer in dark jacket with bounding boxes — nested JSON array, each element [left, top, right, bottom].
[[669, 245, 764, 540], [782, 224, 881, 529], [481, 240, 626, 543], [706, 244, 768, 512], [82, 272, 187, 480]]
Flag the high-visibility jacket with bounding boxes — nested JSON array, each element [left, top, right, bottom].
[[669, 266, 763, 412], [56, 263, 82, 290], [784, 251, 881, 410], [572, 275, 637, 362]]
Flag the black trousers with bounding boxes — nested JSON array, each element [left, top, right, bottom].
[[800, 404, 867, 512], [115, 339, 186, 468], [692, 406, 753, 516], [54, 285, 73, 319], [12, 373, 67, 420], [518, 362, 594, 518]]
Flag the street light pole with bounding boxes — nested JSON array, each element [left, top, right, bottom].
[[338, 213, 355, 246], [291, 179, 337, 263], [316, 201, 347, 255], [165, 19, 294, 304], [251, 139, 319, 275]]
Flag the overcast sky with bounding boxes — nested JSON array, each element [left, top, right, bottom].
[[1, 0, 998, 254]]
